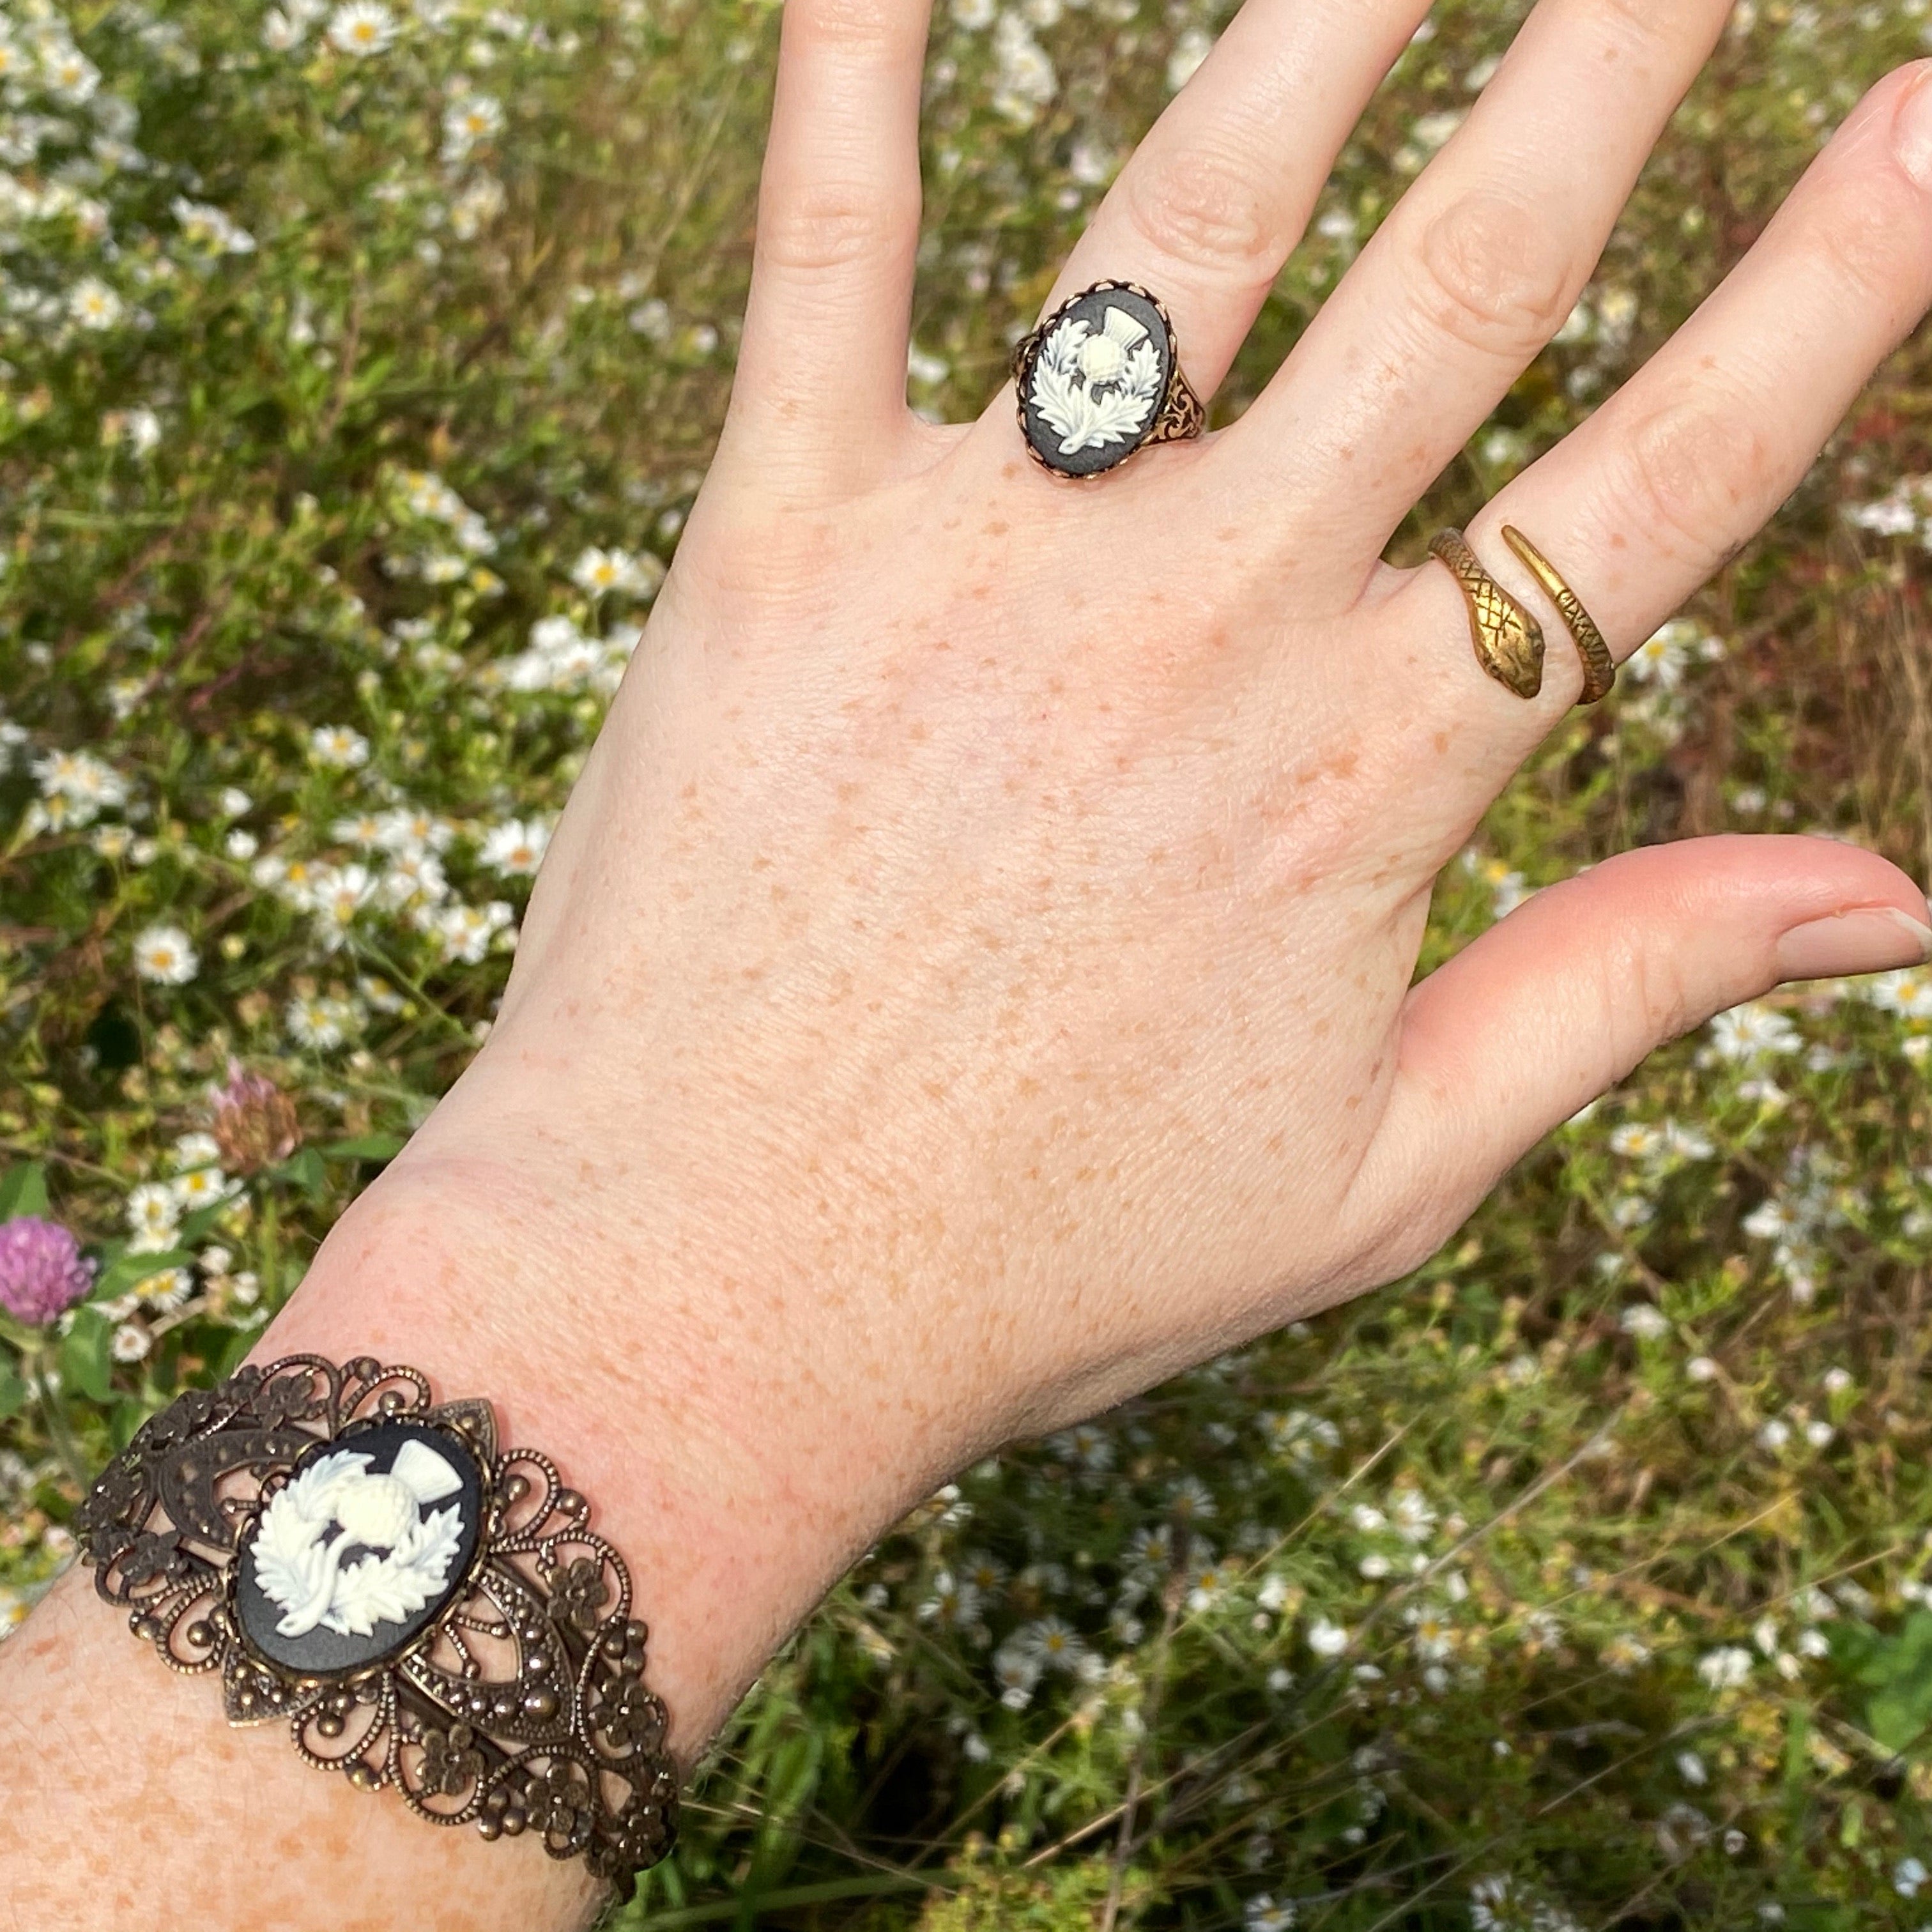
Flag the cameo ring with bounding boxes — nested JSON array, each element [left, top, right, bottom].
[[77, 1353, 678, 1889], [1012, 280, 1206, 480]]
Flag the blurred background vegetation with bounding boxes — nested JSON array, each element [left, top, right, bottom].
[[7, 0, 1932, 1925]]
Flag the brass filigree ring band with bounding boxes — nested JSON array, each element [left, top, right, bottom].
[[1011, 280, 1205, 480], [1427, 526, 1618, 707], [75, 1354, 678, 1890]]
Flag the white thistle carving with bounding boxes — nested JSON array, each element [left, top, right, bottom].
[[1027, 303, 1162, 458], [253, 1439, 465, 1639]]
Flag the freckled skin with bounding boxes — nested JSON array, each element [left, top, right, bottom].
[[0, 1572, 601, 1932], [16, 15, 1932, 1931]]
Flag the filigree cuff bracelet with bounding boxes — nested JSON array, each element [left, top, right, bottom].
[[75, 1353, 679, 1889]]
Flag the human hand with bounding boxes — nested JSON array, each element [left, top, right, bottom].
[[427, 16, 1932, 1384], [342, 0, 1932, 1734]]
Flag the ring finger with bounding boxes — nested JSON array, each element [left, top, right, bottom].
[[1382, 63, 1932, 793], [1232, 0, 1733, 558]]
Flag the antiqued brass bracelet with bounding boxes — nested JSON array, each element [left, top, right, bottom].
[[75, 1353, 679, 1889]]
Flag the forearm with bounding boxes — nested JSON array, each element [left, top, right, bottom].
[[0, 1151, 950, 1932]]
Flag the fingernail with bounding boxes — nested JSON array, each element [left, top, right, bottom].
[[1776, 904, 1932, 981], [1895, 68, 1932, 189]]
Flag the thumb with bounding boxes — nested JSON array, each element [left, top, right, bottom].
[[1341, 835, 1932, 1276]]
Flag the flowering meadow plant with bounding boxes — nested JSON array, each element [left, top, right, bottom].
[[10, 0, 1932, 1925]]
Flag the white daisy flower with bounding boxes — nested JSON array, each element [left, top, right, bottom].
[[172, 197, 256, 255], [448, 174, 505, 239], [1627, 618, 1697, 689], [308, 724, 370, 769], [1392, 1490, 1438, 1542], [915, 1570, 983, 1629], [425, 900, 515, 964], [332, 811, 388, 849], [1305, 1616, 1349, 1659], [990, 1639, 1041, 1708], [134, 1266, 193, 1312], [478, 818, 549, 877], [1848, 496, 1919, 538], [171, 1131, 222, 1173], [111, 1321, 153, 1363], [1601, 1633, 1651, 1673], [1662, 1121, 1715, 1160], [1018, 1615, 1087, 1672], [286, 993, 358, 1050], [1870, 967, 1932, 1020], [440, 92, 503, 160], [990, 12, 1054, 123], [1709, 1002, 1800, 1062], [171, 1165, 233, 1211], [1742, 1197, 1802, 1241], [311, 862, 376, 944], [358, 974, 407, 1015], [256, 855, 326, 912], [34, 749, 130, 811], [43, 43, 100, 103], [1610, 1121, 1666, 1160], [133, 924, 198, 985], [327, 1, 398, 56], [1619, 1304, 1670, 1341], [68, 276, 124, 330], [376, 849, 448, 909], [374, 806, 454, 855], [569, 546, 660, 598], [103, 406, 163, 454], [1185, 1561, 1229, 1611], [125, 1181, 181, 1246]]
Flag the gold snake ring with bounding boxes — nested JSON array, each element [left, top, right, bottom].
[[1427, 528, 1545, 701]]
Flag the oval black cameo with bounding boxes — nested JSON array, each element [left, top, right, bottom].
[[234, 1417, 485, 1677], [1018, 284, 1175, 479]]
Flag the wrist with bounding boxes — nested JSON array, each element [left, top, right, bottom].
[[256, 1142, 948, 1752]]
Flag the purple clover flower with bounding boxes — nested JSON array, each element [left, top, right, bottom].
[[0, 1216, 96, 1326]]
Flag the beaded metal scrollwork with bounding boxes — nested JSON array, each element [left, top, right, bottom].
[[75, 1353, 678, 1889]]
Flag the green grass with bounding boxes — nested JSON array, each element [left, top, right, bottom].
[[8, 0, 1932, 1925]]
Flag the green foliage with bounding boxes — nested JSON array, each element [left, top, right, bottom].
[[1836, 1613, 1932, 1759], [7, 0, 1932, 1926]]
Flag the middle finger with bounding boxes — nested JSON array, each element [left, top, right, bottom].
[[1230, 0, 1732, 562], [1029, 0, 1435, 406]]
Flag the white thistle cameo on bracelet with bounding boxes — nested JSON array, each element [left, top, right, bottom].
[[238, 1421, 480, 1671], [1012, 282, 1204, 480], [77, 1354, 679, 1885]]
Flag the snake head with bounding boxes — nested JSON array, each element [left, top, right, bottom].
[[1478, 601, 1545, 701]]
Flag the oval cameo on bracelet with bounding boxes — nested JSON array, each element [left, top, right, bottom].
[[1013, 282, 1197, 480], [234, 1416, 487, 1677]]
